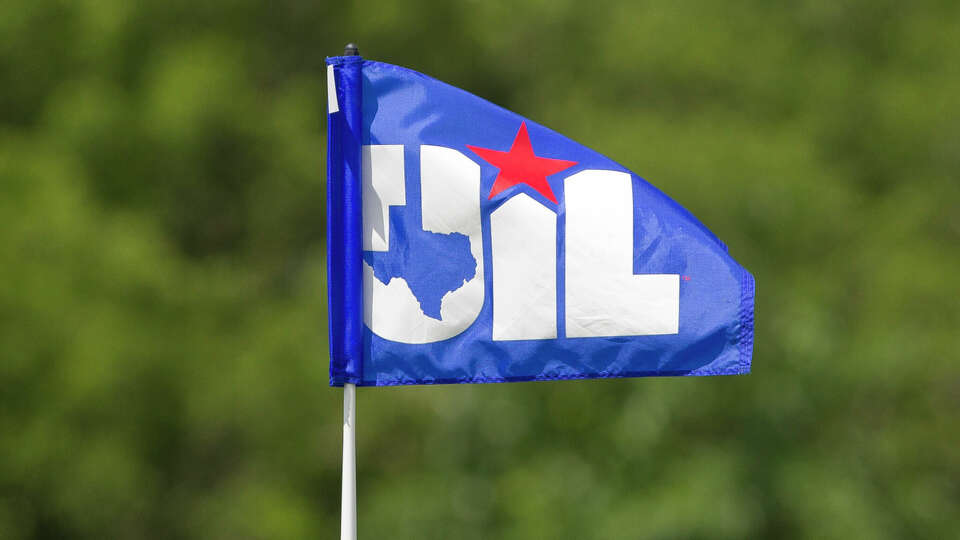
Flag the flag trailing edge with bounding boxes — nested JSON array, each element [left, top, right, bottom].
[[326, 54, 755, 388]]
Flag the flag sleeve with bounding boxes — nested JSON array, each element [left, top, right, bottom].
[[326, 55, 364, 386]]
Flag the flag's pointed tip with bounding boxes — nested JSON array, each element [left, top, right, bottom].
[[344, 43, 359, 56]]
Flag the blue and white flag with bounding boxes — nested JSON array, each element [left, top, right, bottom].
[[326, 55, 754, 387]]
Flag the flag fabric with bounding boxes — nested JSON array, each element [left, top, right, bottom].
[[326, 55, 754, 387]]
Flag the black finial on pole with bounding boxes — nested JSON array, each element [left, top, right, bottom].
[[344, 43, 359, 56]]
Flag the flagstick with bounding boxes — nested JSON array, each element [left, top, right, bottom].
[[339, 41, 360, 540], [341, 382, 357, 540]]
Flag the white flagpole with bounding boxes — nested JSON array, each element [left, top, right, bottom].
[[338, 42, 361, 540], [341, 382, 357, 540]]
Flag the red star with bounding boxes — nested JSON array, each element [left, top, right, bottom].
[[467, 122, 577, 204]]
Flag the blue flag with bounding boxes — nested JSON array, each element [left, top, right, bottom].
[[326, 55, 754, 387]]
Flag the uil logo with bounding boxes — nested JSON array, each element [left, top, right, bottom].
[[362, 123, 680, 345]]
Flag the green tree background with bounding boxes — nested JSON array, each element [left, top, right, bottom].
[[2, 1, 959, 538]]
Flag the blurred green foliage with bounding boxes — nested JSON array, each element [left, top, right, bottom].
[[2, 0, 959, 538]]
